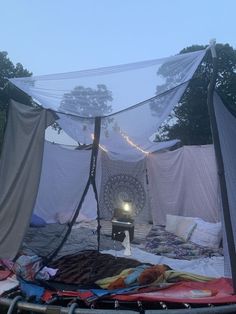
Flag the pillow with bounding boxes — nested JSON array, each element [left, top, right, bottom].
[[165, 214, 197, 241], [190, 219, 222, 248], [175, 218, 197, 241], [30, 214, 47, 227], [165, 214, 182, 234]]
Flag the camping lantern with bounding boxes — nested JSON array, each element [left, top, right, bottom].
[[122, 200, 134, 221], [112, 200, 134, 242], [123, 200, 132, 214], [113, 200, 133, 222]]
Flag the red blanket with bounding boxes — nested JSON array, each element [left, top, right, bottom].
[[112, 278, 236, 304]]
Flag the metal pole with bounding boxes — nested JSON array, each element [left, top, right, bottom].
[[207, 39, 236, 293], [89, 117, 102, 251], [2, 297, 236, 313]]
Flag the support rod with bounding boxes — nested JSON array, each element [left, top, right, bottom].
[[2, 297, 236, 313], [207, 40, 236, 293], [90, 117, 102, 251]]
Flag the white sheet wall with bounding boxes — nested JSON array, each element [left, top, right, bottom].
[[147, 145, 221, 225], [34, 141, 100, 223], [35, 142, 221, 227]]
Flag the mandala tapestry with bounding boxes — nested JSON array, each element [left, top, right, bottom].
[[103, 174, 146, 216], [99, 152, 151, 223]]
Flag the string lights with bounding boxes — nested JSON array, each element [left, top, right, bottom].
[[91, 133, 108, 152], [119, 131, 150, 155], [91, 130, 149, 155]]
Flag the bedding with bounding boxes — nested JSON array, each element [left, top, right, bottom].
[[5, 250, 231, 307], [21, 220, 153, 258], [21, 223, 123, 258], [165, 214, 197, 241], [46, 250, 214, 289], [165, 214, 222, 248], [190, 219, 222, 248], [1, 215, 227, 307], [40, 277, 236, 306], [47, 250, 145, 286], [144, 225, 223, 260], [21, 221, 223, 261], [1, 242, 226, 306]]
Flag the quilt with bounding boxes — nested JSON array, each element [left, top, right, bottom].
[[143, 225, 223, 260]]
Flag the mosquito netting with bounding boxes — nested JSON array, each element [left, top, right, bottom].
[[0, 49, 207, 260]]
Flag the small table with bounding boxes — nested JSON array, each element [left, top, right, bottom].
[[111, 219, 134, 242]]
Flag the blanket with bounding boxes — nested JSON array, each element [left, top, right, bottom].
[[48, 250, 147, 285], [144, 225, 223, 260], [96, 266, 214, 290], [21, 224, 123, 258]]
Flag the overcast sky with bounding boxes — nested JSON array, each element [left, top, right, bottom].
[[1, 0, 235, 76]]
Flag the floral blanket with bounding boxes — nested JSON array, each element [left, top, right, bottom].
[[144, 225, 223, 260]]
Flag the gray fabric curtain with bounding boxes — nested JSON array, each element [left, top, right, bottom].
[[0, 100, 55, 258], [214, 92, 236, 277]]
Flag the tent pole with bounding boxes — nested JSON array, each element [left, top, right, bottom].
[[45, 117, 102, 262], [90, 117, 102, 251], [207, 40, 236, 293]]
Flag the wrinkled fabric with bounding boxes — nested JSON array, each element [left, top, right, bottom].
[[0, 100, 55, 258], [19, 279, 45, 301], [96, 264, 212, 290], [14, 255, 44, 281], [148, 145, 221, 225]]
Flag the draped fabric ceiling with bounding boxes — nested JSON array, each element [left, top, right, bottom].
[[9, 49, 206, 160]]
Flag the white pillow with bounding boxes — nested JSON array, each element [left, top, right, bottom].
[[165, 214, 182, 233], [190, 219, 222, 248], [165, 214, 197, 241], [175, 218, 197, 241]]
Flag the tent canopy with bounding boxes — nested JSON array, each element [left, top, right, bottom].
[[9, 49, 206, 160], [10, 50, 206, 117]]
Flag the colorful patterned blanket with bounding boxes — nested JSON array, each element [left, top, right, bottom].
[[143, 225, 223, 260]]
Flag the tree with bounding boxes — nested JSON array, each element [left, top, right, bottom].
[[60, 84, 113, 117], [156, 44, 236, 145], [59, 84, 113, 145], [0, 51, 31, 150]]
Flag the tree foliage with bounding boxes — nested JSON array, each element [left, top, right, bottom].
[[0, 51, 31, 149], [59, 84, 113, 135], [60, 84, 113, 117], [0, 51, 31, 93], [156, 43, 236, 145]]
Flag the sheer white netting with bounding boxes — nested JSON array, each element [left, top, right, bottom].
[[10, 49, 205, 117], [10, 49, 206, 160]]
